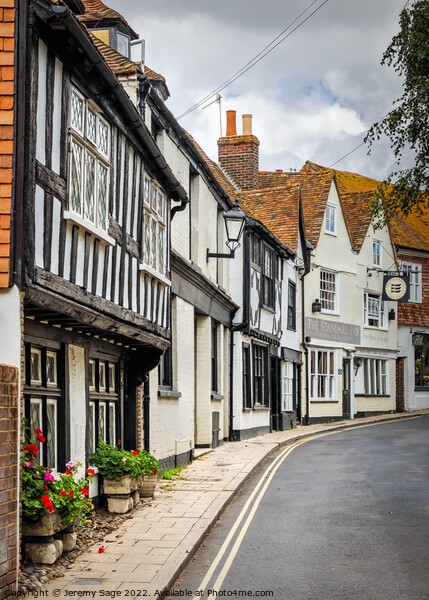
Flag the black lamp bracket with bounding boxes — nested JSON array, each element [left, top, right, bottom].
[[206, 248, 236, 261]]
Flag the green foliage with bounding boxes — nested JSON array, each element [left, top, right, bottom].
[[22, 422, 93, 526], [160, 465, 185, 480], [89, 441, 158, 480], [365, 0, 429, 224]]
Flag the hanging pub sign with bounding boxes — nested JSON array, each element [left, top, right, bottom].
[[382, 274, 409, 302], [412, 333, 424, 347]]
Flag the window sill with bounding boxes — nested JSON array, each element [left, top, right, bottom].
[[324, 230, 337, 237], [253, 404, 270, 410], [363, 326, 388, 332], [157, 388, 182, 399], [310, 399, 338, 403], [63, 211, 115, 246], [139, 263, 171, 286], [355, 394, 390, 398], [320, 310, 340, 316], [211, 393, 224, 401], [414, 387, 429, 392], [262, 304, 275, 313]]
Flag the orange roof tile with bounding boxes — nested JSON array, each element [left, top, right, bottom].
[[78, 0, 128, 25], [238, 185, 300, 251]]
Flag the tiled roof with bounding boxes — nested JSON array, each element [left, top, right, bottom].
[[259, 170, 333, 248], [302, 161, 429, 252], [339, 190, 373, 252], [77, 0, 138, 38], [238, 185, 300, 251]]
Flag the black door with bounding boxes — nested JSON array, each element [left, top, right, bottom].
[[342, 358, 351, 419]]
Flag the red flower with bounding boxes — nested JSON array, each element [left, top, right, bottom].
[[43, 485, 49, 491], [151, 469, 156, 474], [60, 489, 66, 497], [44, 500, 54, 512], [86, 468, 95, 476], [35, 428, 43, 435], [132, 450, 138, 456], [69, 491, 74, 498], [36, 434, 46, 443], [117, 439, 121, 444], [24, 443, 38, 458], [65, 469, 73, 476], [41, 495, 50, 503], [80, 486, 89, 497], [98, 546, 105, 553]]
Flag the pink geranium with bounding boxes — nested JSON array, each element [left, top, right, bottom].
[[66, 461, 77, 469], [44, 472, 55, 482]]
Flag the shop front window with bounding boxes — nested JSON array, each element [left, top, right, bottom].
[[415, 334, 429, 388]]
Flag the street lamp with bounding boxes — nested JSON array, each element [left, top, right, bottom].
[[207, 201, 246, 261]]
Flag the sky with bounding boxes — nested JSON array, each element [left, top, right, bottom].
[[107, 0, 409, 181]]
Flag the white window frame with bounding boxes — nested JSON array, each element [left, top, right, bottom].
[[372, 240, 382, 268], [141, 174, 167, 276], [281, 362, 294, 411], [324, 203, 337, 236], [401, 261, 422, 303], [320, 269, 339, 314], [310, 349, 336, 402], [362, 358, 388, 395], [46, 399, 58, 471], [68, 88, 110, 233], [363, 292, 387, 330]]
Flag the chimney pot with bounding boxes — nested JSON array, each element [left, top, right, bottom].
[[276, 169, 283, 173], [226, 110, 237, 136], [242, 114, 252, 136]]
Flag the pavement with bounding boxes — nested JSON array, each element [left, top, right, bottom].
[[40, 410, 428, 598]]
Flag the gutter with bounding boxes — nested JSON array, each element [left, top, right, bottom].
[[34, 0, 188, 204]]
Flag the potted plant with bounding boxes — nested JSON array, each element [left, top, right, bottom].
[[21, 424, 93, 562], [135, 449, 159, 498]]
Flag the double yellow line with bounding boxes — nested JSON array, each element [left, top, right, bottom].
[[192, 415, 423, 597]]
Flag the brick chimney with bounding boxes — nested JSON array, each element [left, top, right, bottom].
[[218, 111, 260, 191]]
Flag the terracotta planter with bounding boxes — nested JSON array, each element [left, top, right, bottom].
[[137, 473, 157, 498], [22, 509, 66, 537], [103, 475, 137, 495]]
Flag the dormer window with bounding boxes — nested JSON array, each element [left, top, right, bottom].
[[324, 203, 337, 235]]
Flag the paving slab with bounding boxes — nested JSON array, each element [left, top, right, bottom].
[[39, 410, 428, 598]]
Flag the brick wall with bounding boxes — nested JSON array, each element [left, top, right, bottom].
[[397, 253, 429, 327], [218, 134, 259, 191], [396, 357, 405, 412], [0, 364, 19, 599], [0, 0, 15, 288]]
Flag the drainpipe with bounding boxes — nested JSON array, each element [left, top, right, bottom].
[[301, 270, 310, 425]]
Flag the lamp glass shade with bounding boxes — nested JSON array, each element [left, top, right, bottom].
[[224, 204, 246, 251]]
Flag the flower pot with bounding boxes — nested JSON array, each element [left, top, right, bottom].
[[137, 474, 157, 498], [22, 509, 65, 537], [103, 475, 137, 495]]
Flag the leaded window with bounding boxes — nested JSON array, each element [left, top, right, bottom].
[[69, 88, 110, 231], [142, 175, 167, 275], [24, 344, 64, 471]]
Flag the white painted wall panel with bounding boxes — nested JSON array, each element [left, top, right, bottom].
[[36, 40, 47, 164], [75, 229, 86, 287], [34, 185, 44, 268], [51, 58, 63, 174], [50, 197, 61, 275], [96, 244, 106, 297]]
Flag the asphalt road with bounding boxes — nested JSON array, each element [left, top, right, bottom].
[[169, 416, 429, 600]]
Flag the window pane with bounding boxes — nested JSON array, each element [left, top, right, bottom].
[[46, 401, 57, 469], [98, 119, 109, 156], [86, 108, 97, 145], [89, 360, 96, 390], [30, 400, 42, 460], [99, 362, 106, 392], [144, 211, 151, 264], [70, 140, 83, 214], [98, 402, 106, 442], [151, 219, 157, 269], [71, 92, 84, 133], [84, 152, 96, 222], [30, 349, 42, 384], [88, 402, 95, 456], [97, 163, 108, 229], [109, 363, 116, 392], [46, 351, 57, 386], [109, 402, 116, 446]]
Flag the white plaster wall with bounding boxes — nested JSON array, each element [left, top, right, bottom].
[[117, 74, 139, 108], [149, 297, 195, 461], [229, 243, 244, 323], [0, 287, 21, 369], [195, 315, 212, 446], [68, 345, 86, 475]]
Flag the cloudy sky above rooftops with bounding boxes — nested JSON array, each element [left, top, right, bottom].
[[107, 0, 409, 180]]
